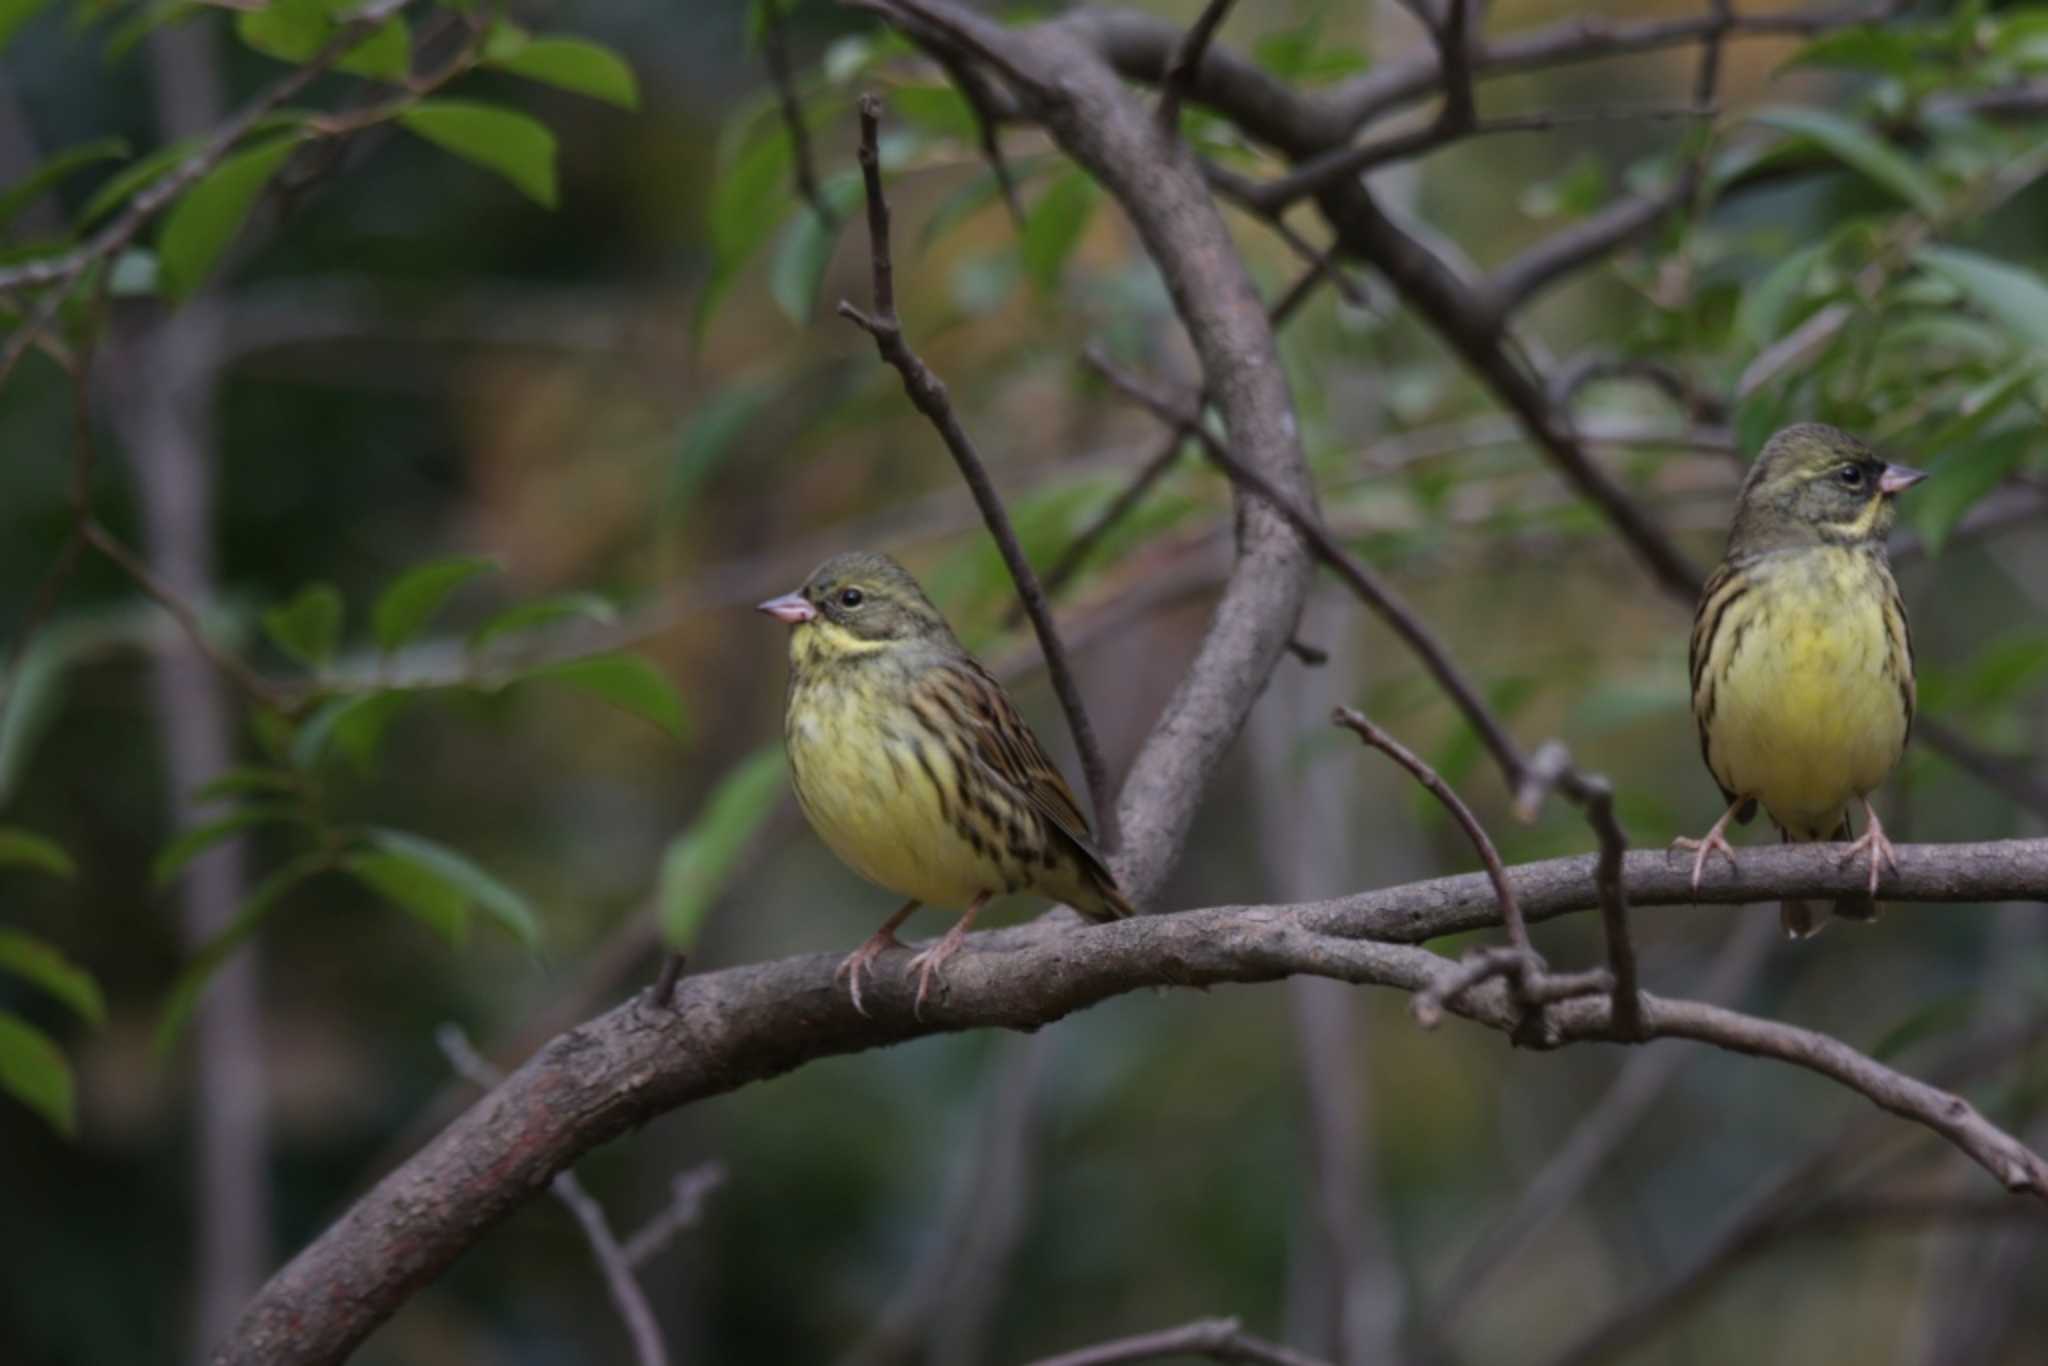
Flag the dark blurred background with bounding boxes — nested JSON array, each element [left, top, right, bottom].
[[2, 0, 2045, 1362]]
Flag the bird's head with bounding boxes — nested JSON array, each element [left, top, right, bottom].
[[1731, 423, 1926, 551], [757, 551, 954, 665]]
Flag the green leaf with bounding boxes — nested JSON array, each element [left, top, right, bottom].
[[889, 84, 978, 141], [1871, 989, 1979, 1061], [290, 690, 421, 773], [1019, 170, 1099, 295], [76, 136, 197, 230], [156, 133, 304, 300], [1737, 239, 1830, 348], [768, 171, 863, 325], [1783, 27, 1925, 79], [236, 0, 409, 81], [657, 746, 785, 949], [344, 850, 469, 947], [0, 827, 74, 878], [1749, 107, 1945, 217], [486, 35, 639, 108], [193, 766, 304, 803], [0, 1012, 74, 1135], [468, 592, 618, 653], [0, 137, 129, 232], [400, 101, 557, 208], [151, 807, 296, 890], [156, 854, 328, 1056], [1911, 427, 2031, 555], [699, 121, 792, 333], [1935, 632, 2048, 714], [520, 652, 687, 739], [1916, 245, 2048, 350], [0, 930, 104, 1025], [364, 829, 540, 946], [262, 582, 344, 669], [666, 378, 779, 518], [371, 555, 498, 653], [0, 0, 54, 49]]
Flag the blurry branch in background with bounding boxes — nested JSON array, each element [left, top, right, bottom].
[[1024, 1314, 1331, 1366], [218, 837, 2048, 1365], [0, 0, 420, 384], [1430, 914, 1778, 1321], [1154, 0, 1240, 133], [834, 1032, 1050, 1366], [836, 92, 1116, 845], [437, 1024, 717, 1366], [761, 0, 836, 229]]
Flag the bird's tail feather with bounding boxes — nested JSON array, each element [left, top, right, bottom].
[[1779, 817, 1877, 939]]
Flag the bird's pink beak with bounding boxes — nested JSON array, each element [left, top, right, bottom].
[[1879, 463, 1928, 495], [757, 592, 816, 624]]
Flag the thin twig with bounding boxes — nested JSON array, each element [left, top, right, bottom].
[[437, 1025, 672, 1366], [1488, 166, 1701, 322], [621, 1162, 727, 1269], [1156, 0, 1241, 133], [1025, 1315, 1332, 1366], [761, 0, 837, 228], [837, 93, 1116, 847]]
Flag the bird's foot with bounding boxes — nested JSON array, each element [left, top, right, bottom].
[[1838, 804, 1902, 896], [835, 930, 905, 1018], [1670, 828, 1738, 893], [904, 929, 969, 1021]]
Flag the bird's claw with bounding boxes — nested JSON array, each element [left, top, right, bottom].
[[1671, 829, 1738, 893], [834, 932, 904, 1018], [903, 939, 963, 1021], [1838, 814, 1901, 896]]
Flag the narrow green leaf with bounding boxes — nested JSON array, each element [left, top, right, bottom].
[[698, 122, 792, 333], [365, 829, 540, 946], [156, 133, 304, 300], [336, 16, 410, 82], [0, 930, 104, 1025], [468, 592, 618, 653], [236, 0, 409, 81], [0, 137, 129, 232], [77, 136, 198, 230], [521, 652, 687, 740], [657, 746, 785, 949], [1019, 170, 1099, 295], [1872, 989, 1979, 1061], [1916, 245, 2048, 350], [400, 101, 558, 208], [1783, 27, 1925, 79], [156, 854, 328, 1056], [0, 1011, 74, 1135], [0, 0, 54, 49], [371, 555, 498, 653], [768, 171, 863, 325], [193, 766, 304, 803], [889, 84, 978, 140], [152, 806, 296, 889], [262, 581, 343, 669], [290, 690, 421, 773], [0, 827, 74, 878], [1737, 239, 1829, 348], [667, 380, 779, 519], [344, 850, 469, 947], [1912, 427, 2031, 555], [1749, 107, 1945, 216], [486, 35, 639, 108]]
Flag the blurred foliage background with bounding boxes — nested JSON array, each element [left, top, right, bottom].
[[1, 0, 2045, 1362]]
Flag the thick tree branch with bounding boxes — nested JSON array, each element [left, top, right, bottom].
[[216, 837, 2048, 1363]]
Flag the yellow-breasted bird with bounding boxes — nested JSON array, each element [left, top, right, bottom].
[[759, 552, 1133, 1014], [1680, 423, 1926, 938]]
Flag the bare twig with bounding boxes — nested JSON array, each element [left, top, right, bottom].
[[1489, 167, 1701, 322], [838, 93, 1116, 845], [1025, 1315, 1332, 1366], [620, 1161, 727, 1269], [437, 1025, 673, 1366], [1156, 0, 1240, 133], [761, 0, 837, 228]]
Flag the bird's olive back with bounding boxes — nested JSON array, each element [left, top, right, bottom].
[[1730, 423, 1897, 552], [799, 551, 954, 644]]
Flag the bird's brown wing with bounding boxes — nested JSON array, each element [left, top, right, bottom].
[[920, 657, 1124, 897], [1689, 557, 1755, 822]]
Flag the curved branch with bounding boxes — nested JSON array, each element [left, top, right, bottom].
[[217, 837, 2048, 1362]]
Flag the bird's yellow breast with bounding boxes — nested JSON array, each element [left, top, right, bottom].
[[785, 667, 1003, 909], [1698, 548, 1910, 837]]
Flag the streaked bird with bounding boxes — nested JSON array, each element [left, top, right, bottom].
[[760, 552, 1133, 1013], [1680, 423, 1925, 937]]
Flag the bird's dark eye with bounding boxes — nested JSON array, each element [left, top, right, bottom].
[[838, 587, 864, 609], [1836, 464, 1865, 488]]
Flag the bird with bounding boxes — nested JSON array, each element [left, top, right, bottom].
[[1679, 422, 1926, 938], [758, 551, 1133, 1014]]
